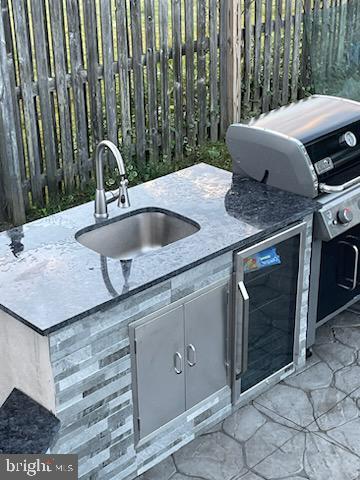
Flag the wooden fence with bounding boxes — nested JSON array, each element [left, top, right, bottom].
[[304, 0, 360, 98], [0, 0, 352, 224]]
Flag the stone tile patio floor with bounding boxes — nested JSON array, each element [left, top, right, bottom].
[[138, 309, 360, 480]]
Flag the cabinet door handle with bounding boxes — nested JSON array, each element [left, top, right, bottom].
[[236, 281, 250, 378], [186, 344, 197, 367], [174, 352, 183, 374]]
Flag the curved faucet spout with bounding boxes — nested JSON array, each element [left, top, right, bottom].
[[94, 140, 130, 219]]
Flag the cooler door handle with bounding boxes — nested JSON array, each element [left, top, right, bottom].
[[235, 281, 250, 379]]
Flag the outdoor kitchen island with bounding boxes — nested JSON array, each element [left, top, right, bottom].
[[0, 164, 318, 479]]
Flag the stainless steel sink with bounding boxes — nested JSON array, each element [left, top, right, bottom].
[[76, 208, 200, 259]]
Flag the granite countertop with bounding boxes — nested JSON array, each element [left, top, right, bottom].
[[0, 388, 60, 454], [0, 164, 318, 335]]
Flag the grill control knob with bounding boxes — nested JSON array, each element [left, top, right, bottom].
[[339, 131, 357, 148], [337, 208, 353, 224]]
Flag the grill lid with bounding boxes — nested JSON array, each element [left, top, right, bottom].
[[249, 95, 360, 145], [227, 95, 360, 198]]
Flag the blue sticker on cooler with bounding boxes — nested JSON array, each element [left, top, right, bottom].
[[244, 247, 281, 272]]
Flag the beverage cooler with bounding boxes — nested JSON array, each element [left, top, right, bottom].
[[232, 223, 307, 403]]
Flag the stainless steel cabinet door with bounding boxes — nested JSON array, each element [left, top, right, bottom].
[[184, 283, 228, 410], [134, 306, 185, 439]]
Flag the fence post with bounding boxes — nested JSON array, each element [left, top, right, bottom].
[[227, 0, 242, 124], [0, 7, 25, 225]]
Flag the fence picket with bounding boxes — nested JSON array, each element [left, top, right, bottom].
[[158, 0, 170, 159], [327, 0, 336, 73], [345, 0, 354, 48], [1, 0, 28, 211], [209, 0, 219, 141], [145, 0, 159, 162], [100, 0, 125, 176], [12, 0, 44, 206], [301, 0, 311, 92], [291, 0, 302, 100], [262, 0, 273, 111], [83, 0, 103, 154], [321, 0, 330, 81], [219, 0, 229, 135], [0, 5, 25, 223], [312, 0, 321, 49], [100, 0, 118, 161], [32, 0, 58, 199], [197, 0, 207, 143], [337, 0, 347, 63], [272, 0, 283, 108], [66, 0, 89, 184], [130, 0, 146, 166], [228, 0, 242, 123], [172, 0, 183, 160], [49, 0, 74, 191], [185, 0, 196, 147], [282, 0, 292, 105], [253, 0, 262, 111], [116, 0, 131, 160], [243, 0, 252, 112]]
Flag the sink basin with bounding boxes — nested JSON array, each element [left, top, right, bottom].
[[76, 208, 200, 260]]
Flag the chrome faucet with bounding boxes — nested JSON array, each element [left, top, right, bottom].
[[94, 140, 130, 219]]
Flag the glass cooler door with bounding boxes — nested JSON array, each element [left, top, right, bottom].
[[232, 223, 306, 402]]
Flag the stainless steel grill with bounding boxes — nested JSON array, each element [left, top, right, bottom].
[[227, 95, 360, 201], [226, 95, 360, 349]]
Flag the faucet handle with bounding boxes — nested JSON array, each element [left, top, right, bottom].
[[118, 178, 130, 208]]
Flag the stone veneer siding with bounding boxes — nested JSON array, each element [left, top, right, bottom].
[[295, 215, 313, 370], [48, 251, 233, 479], [48, 216, 313, 480]]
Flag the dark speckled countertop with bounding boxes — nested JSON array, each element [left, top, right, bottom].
[[0, 388, 60, 454], [0, 164, 318, 335]]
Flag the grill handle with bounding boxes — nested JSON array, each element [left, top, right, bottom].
[[319, 175, 360, 193]]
